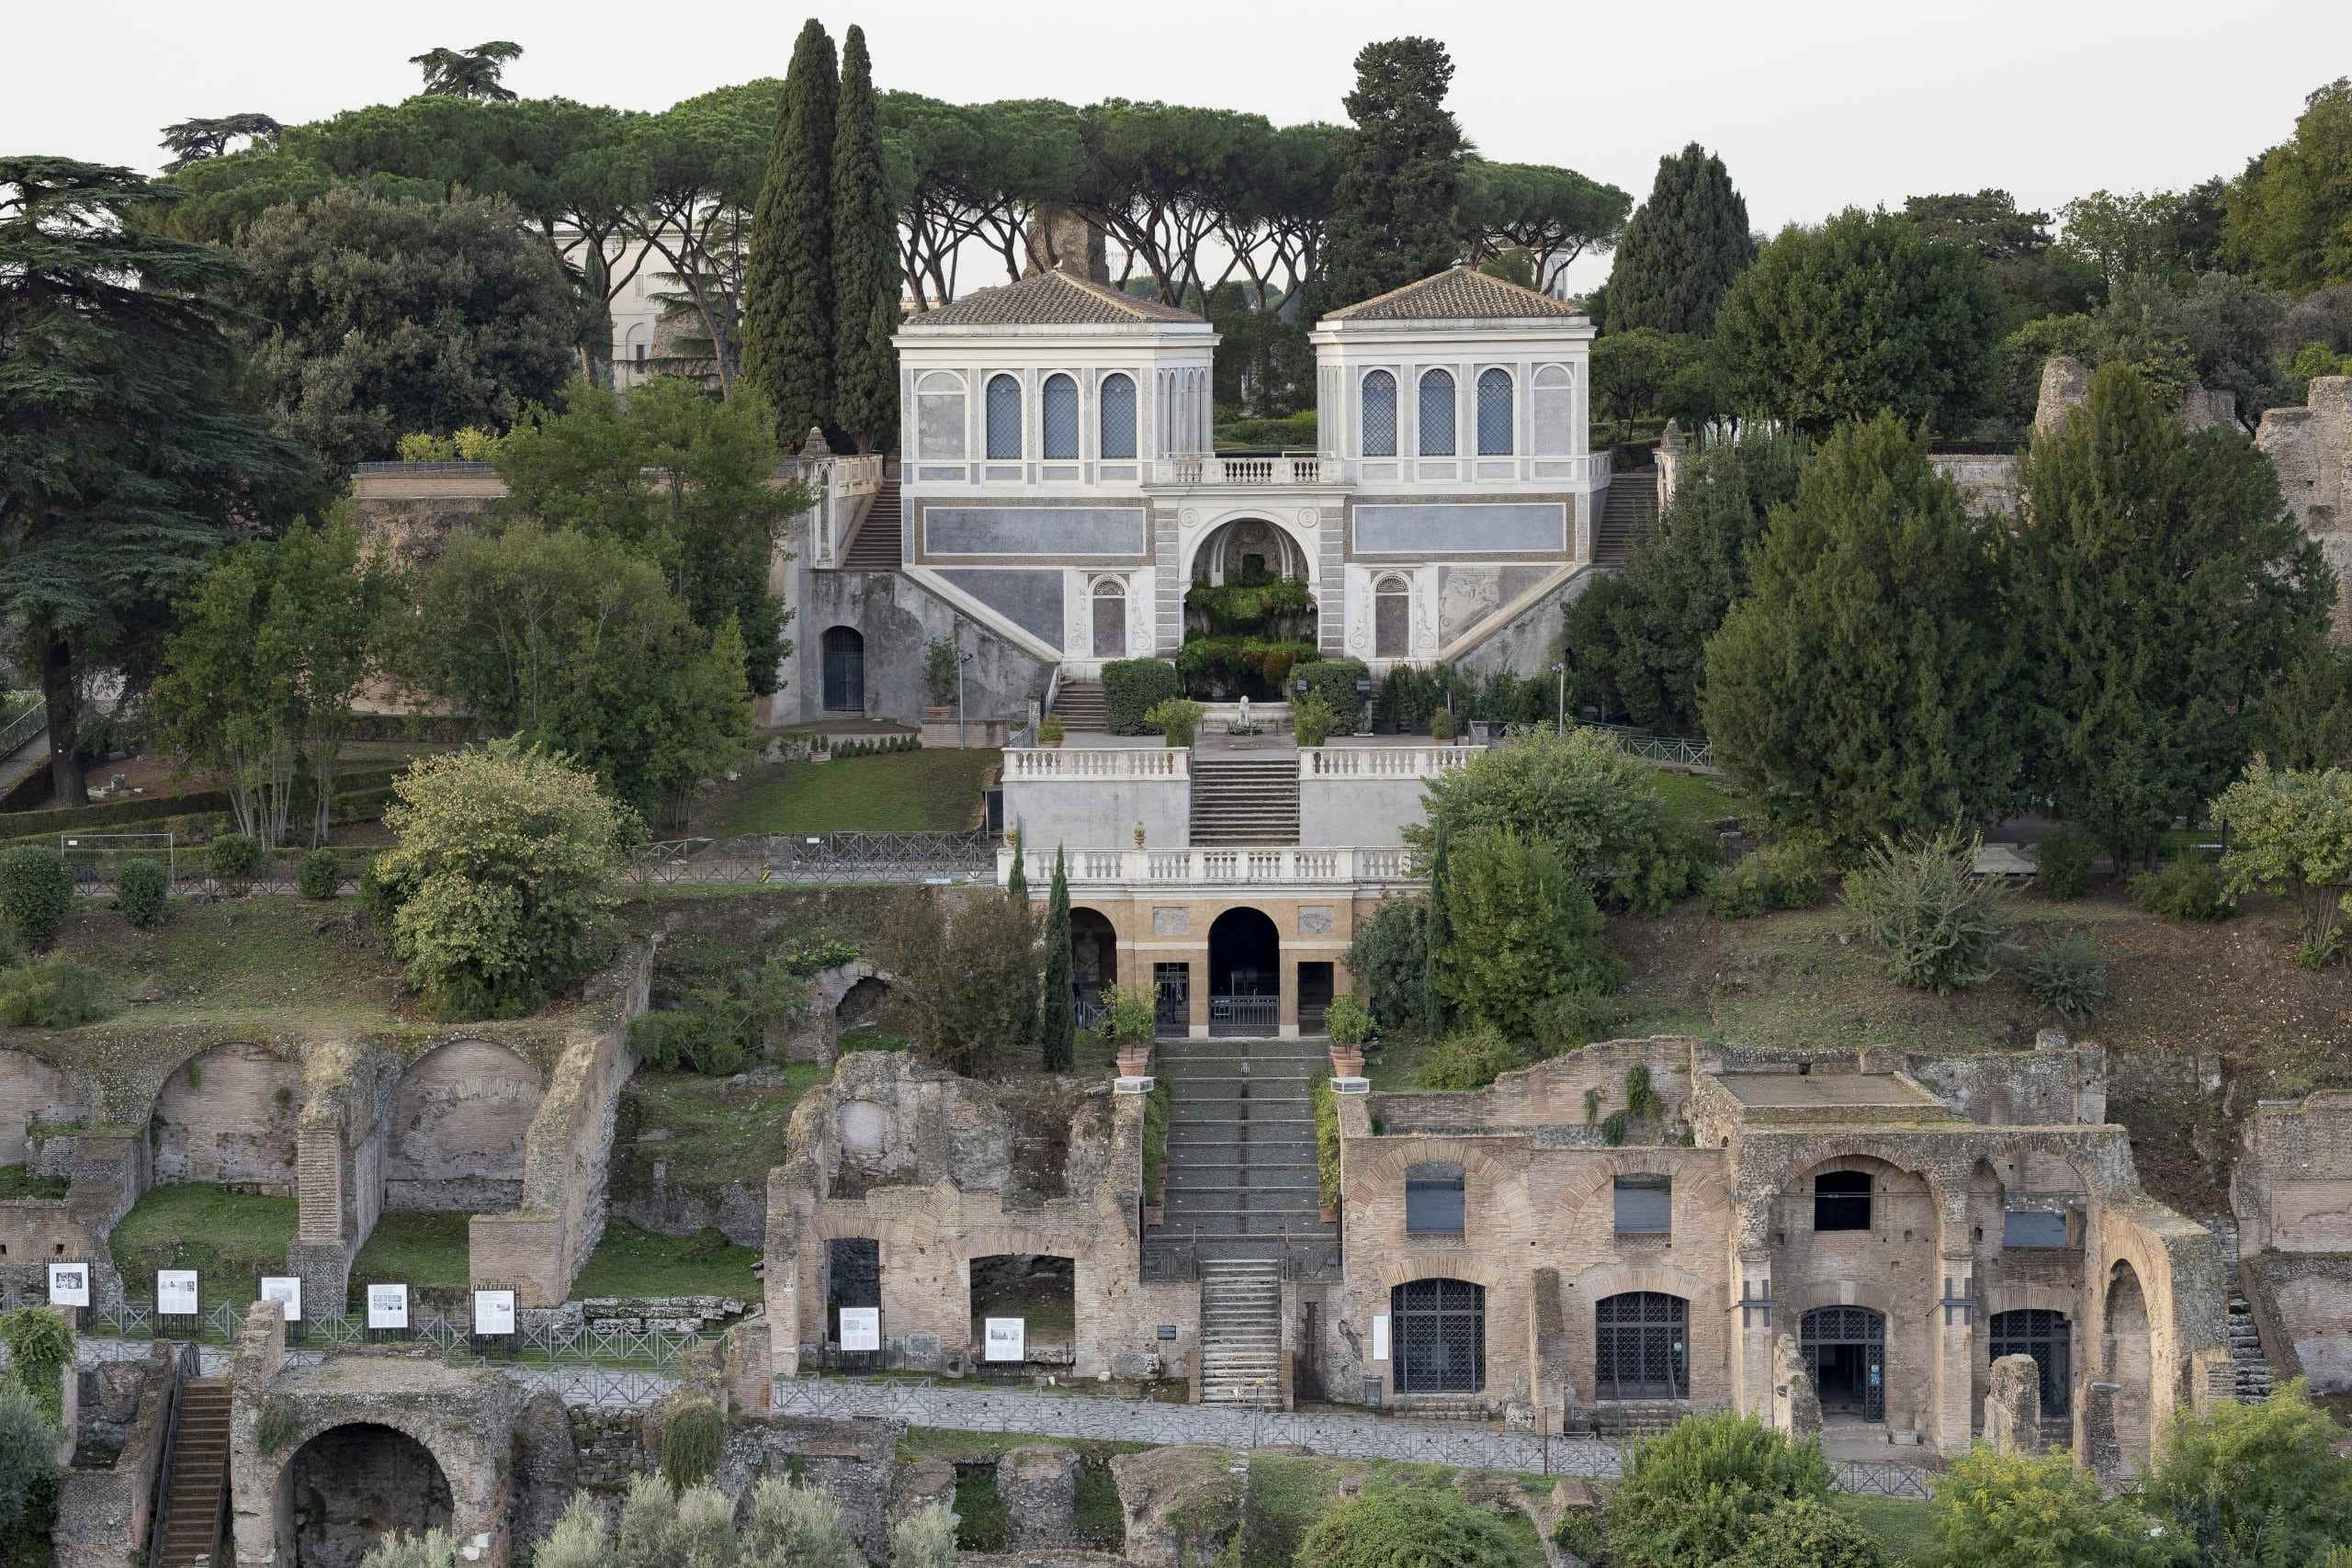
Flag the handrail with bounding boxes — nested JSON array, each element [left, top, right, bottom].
[[0, 703, 44, 760], [142, 1340, 199, 1562], [1001, 844, 1418, 886], [1005, 747, 1189, 780]]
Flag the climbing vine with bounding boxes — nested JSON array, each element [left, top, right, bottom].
[[0, 1308, 71, 1424]]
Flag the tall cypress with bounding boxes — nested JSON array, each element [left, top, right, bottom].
[[1419, 811, 1453, 1035], [1040, 847, 1075, 1072], [741, 19, 838, 442], [1007, 828, 1039, 1048], [1319, 37, 1465, 312], [1604, 143, 1754, 336], [831, 24, 899, 454]]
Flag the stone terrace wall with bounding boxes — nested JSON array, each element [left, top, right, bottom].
[[2256, 377, 2352, 637], [2243, 1250, 2352, 1393], [53, 1344, 172, 1568], [1374, 1037, 1701, 1136], [2231, 1089, 2352, 1253]]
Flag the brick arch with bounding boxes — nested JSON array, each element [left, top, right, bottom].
[[1984, 1281, 2079, 1319], [0, 1047, 72, 1167], [1570, 1257, 1713, 1307], [1782, 1278, 1907, 1322], [151, 1042, 305, 1190], [1555, 1156, 1732, 1232], [1348, 1137, 1520, 1195], [1369, 1251, 1506, 1292], [386, 1039, 543, 1212], [1745, 1142, 1957, 1249]]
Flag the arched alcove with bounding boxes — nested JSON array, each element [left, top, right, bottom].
[[151, 1043, 303, 1190], [2105, 1259, 2154, 1472], [283, 1423, 454, 1568], [0, 1050, 70, 1168], [385, 1040, 543, 1212]]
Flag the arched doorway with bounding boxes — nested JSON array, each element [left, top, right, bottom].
[[1989, 1308, 2072, 1417], [821, 626, 865, 713], [1069, 908, 1117, 1021], [2104, 1261, 2153, 1472], [968, 1253, 1076, 1370], [1191, 517, 1307, 586], [1596, 1292, 1690, 1401], [1802, 1306, 1887, 1421], [284, 1423, 453, 1568], [1392, 1278, 1485, 1393], [1207, 907, 1279, 1036]]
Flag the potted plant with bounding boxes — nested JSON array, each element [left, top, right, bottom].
[[922, 637, 959, 730], [1037, 715, 1065, 750], [1325, 992, 1374, 1079], [1143, 698, 1205, 750], [1133, 821, 1147, 848], [1431, 706, 1457, 745], [1103, 983, 1157, 1077]]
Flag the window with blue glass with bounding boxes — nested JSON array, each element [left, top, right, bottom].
[[1043, 373, 1080, 459], [986, 374, 1023, 460], [1405, 1162, 1465, 1234], [1100, 373, 1136, 458], [1418, 369, 1456, 457], [1476, 368, 1514, 455], [1362, 370, 1397, 457]]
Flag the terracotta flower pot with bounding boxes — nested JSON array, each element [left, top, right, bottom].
[[1319, 1203, 1339, 1224], [1329, 1044, 1365, 1078], [1117, 1043, 1153, 1077]]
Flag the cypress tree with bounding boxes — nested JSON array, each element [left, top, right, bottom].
[[1418, 811, 1453, 1035], [831, 24, 899, 454], [742, 19, 838, 443], [1319, 37, 1464, 311], [1040, 847, 1075, 1072], [1006, 829, 1038, 1048], [1604, 143, 1754, 335]]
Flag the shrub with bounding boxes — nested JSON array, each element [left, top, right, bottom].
[[255, 1392, 301, 1455], [1141, 1077, 1170, 1204], [659, 1395, 726, 1488], [2213, 758, 2352, 966], [1100, 982, 1156, 1045], [2034, 826, 2099, 900], [1705, 839, 1834, 918], [867, 887, 1039, 1076], [0, 960, 108, 1029], [1037, 715, 1065, 747], [1143, 698, 1206, 748], [0, 1382, 57, 1548], [1727, 1497, 1885, 1568], [0, 1307, 74, 1423], [1430, 705, 1456, 741], [891, 1503, 960, 1568], [297, 848, 341, 900], [2142, 1379, 2352, 1567], [1435, 828, 1624, 1032], [922, 637, 960, 708], [1291, 693, 1340, 748], [1841, 829, 2007, 993], [2026, 930, 2109, 1018], [1342, 899, 1432, 1033], [205, 831, 265, 891], [1418, 1021, 1528, 1089], [1101, 658, 1182, 734], [1926, 1445, 2166, 1568], [1298, 1485, 1524, 1568], [358, 1530, 458, 1568], [2131, 858, 2237, 922], [116, 858, 170, 928], [628, 1009, 747, 1077], [358, 854, 401, 925], [0, 847, 72, 949], [1604, 1411, 1837, 1568], [1295, 657, 1369, 716], [1312, 1077, 1340, 1209], [1324, 993, 1374, 1047]]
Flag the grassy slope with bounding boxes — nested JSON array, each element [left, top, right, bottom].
[[1831, 1495, 1940, 1563], [47, 897, 405, 1032], [701, 748, 1000, 836], [351, 1212, 472, 1292], [109, 1184, 298, 1306], [569, 1218, 762, 1299], [621, 1068, 823, 1188]]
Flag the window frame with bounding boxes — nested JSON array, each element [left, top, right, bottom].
[[985, 372, 1023, 461], [1042, 371, 1080, 460], [1612, 1173, 1672, 1235], [1476, 367, 1515, 456], [1374, 573, 1412, 660], [1099, 372, 1137, 459], [1404, 1162, 1465, 1235], [914, 370, 969, 462], [1531, 363, 1575, 456], [1418, 367, 1457, 457], [1361, 368, 1398, 458], [1813, 1170, 1874, 1233]]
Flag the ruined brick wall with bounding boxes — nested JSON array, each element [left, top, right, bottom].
[[2243, 1250, 2352, 1393], [0, 1046, 74, 1166], [2256, 378, 2352, 637], [2231, 1089, 2352, 1253], [1374, 1038, 1701, 1136], [152, 1042, 306, 1190], [53, 1345, 172, 1568], [385, 1039, 544, 1213]]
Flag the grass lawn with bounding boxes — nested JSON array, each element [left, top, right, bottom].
[[1240, 1454, 1342, 1568], [50, 897, 405, 1032], [621, 1067, 822, 1189], [569, 1218, 761, 1299], [0, 1164, 68, 1200], [700, 748, 999, 836], [351, 1211, 472, 1292], [1650, 768, 1749, 829], [109, 1183, 298, 1306], [1831, 1495, 1941, 1563]]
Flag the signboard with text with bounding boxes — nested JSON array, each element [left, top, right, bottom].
[[839, 1306, 880, 1351], [473, 1290, 516, 1336], [260, 1277, 303, 1323], [367, 1283, 409, 1329], [157, 1271, 198, 1315], [45, 1263, 88, 1308], [984, 1316, 1026, 1362]]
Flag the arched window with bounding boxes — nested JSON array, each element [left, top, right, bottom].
[[1043, 373, 1080, 459], [1532, 364, 1574, 455], [1596, 1292, 1689, 1400], [1476, 367, 1514, 455], [1418, 369, 1456, 457], [1391, 1279, 1484, 1393], [820, 626, 865, 713], [1100, 373, 1136, 459], [1374, 574, 1411, 660], [915, 371, 967, 460], [1091, 577, 1125, 659], [986, 374, 1023, 460], [1814, 1170, 1872, 1232], [1362, 370, 1397, 457]]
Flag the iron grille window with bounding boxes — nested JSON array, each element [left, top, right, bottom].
[[1814, 1170, 1873, 1232], [1374, 576, 1410, 659], [1100, 373, 1136, 458], [1594, 1292, 1688, 1400], [1476, 367, 1513, 455], [1391, 1278, 1484, 1393], [1418, 369, 1456, 456], [986, 374, 1023, 459], [1043, 373, 1080, 459], [1613, 1175, 1671, 1234], [1800, 1305, 1887, 1422], [1405, 1164, 1464, 1234], [2003, 1210, 2069, 1248], [1362, 370, 1397, 457], [1988, 1308, 2072, 1416]]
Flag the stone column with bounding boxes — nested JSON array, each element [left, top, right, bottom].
[[1984, 1353, 2041, 1454], [2076, 1379, 2124, 1487], [1278, 953, 1301, 1040], [1188, 953, 1210, 1039], [1929, 1257, 1976, 1456], [1729, 1247, 1776, 1421]]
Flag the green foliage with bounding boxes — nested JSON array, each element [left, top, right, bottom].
[[1604, 1412, 1837, 1568], [2008, 364, 2330, 868], [890, 1502, 959, 1568], [359, 1529, 458, 1568], [2142, 1380, 2352, 1565], [1436, 829, 1623, 1033], [1295, 658, 1369, 716], [1143, 699, 1207, 748], [1342, 898, 1433, 1034], [206, 832, 265, 887], [2033, 827, 2099, 900], [0, 1381, 55, 1552], [1840, 829, 2007, 994], [372, 739, 628, 1020], [0, 959, 109, 1029], [1725, 1496, 1886, 1568], [1142, 1077, 1170, 1203], [742, 20, 839, 440], [831, 26, 900, 453], [1297, 1483, 1523, 1568], [2267, 638, 2352, 773], [1040, 847, 1075, 1070], [1905, 188, 2101, 324], [115, 858, 169, 928], [1590, 328, 1722, 443], [1319, 38, 1465, 311], [532, 1472, 868, 1568], [1101, 659, 1182, 735], [1175, 637, 1316, 700], [922, 638, 960, 708], [1184, 573, 1313, 637], [869, 886, 1037, 1076], [2025, 931, 2109, 1018], [298, 848, 341, 900], [255, 1392, 301, 1455], [0, 848, 72, 949], [1430, 705, 1456, 742], [2131, 858, 2238, 922], [396, 426, 504, 462], [2225, 77, 2352, 292], [1606, 142, 1755, 335], [1926, 1445, 2167, 1568], [1311, 1077, 1341, 1208], [1037, 716, 1065, 747], [2213, 758, 2352, 965], [1415, 727, 1711, 913], [659, 1396, 726, 1489], [1291, 694, 1341, 749], [1101, 983, 1157, 1047], [1623, 1063, 1664, 1121], [1702, 417, 2018, 854], [1417, 1021, 1528, 1089], [1324, 993, 1374, 1047], [0, 1308, 73, 1424], [1705, 840, 1835, 919], [1215, 411, 1318, 448], [1714, 209, 2007, 435]]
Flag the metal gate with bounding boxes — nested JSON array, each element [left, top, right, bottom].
[[1209, 994, 1279, 1037], [821, 626, 865, 712], [826, 1237, 882, 1371], [1988, 1309, 2071, 1416], [1153, 964, 1190, 1037], [1392, 1278, 1485, 1393], [1801, 1305, 1886, 1421], [1595, 1292, 1689, 1401]]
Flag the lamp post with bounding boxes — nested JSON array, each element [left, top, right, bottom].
[[1552, 660, 1566, 734], [956, 645, 975, 749]]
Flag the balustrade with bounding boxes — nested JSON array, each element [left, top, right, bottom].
[[1298, 745, 1482, 779], [1152, 454, 1338, 487], [1005, 747, 1190, 780], [997, 844, 1421, 887]]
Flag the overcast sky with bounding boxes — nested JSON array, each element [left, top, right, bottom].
[[10, 0, 2346, 292]]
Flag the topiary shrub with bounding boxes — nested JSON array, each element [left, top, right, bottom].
[[1299, 1484, 1525, 1568], [1296, 657, 1369, 717], [1604, 1411, 1837, 1568], [2025, 930, 2109, 1018], [659, 1395, 726, 1488], [115, 858, 170, 929], [206, 832, 265, 893], [1841, 829, 2007, 993], [1143, 698, 1206, 748], [0, 847, 72, 949], [1101, 658, 1182, 735], [0, 960, 108, 1029], [1324, 992, 1374, 1047], [1418, 1021, 1528, 1089], [298, 848, 341, 900], [2131, 858, 2237, 922], [1705, 839, 1835, 919], [2033, 825, 2099, 900], [1291, 693, 1340, 748]]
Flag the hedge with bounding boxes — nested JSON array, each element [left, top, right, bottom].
[[0, 768, 402, 841], [1296, 658, 1370, 715], [1101, 659, 1182, 736]]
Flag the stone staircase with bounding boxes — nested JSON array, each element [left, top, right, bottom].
[[1595, 471, 1657, 565], [1050, 680, 1108, 732], [839, 479, 901, 571], [1189, 758, 1299, 845], [1589, 1400, 1690, 1438], [1199, 1258, 1283, 1406], [153, 1377, 231, 1568], [2210, 1215, 2278, 1401], [1158, 1038, 1331, 1241]]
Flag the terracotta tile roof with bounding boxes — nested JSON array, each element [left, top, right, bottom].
[[907, 267, 1205, 327], [1321, 265, 1587, 322]]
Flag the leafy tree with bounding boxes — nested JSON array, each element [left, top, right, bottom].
[[1341, 898, 1431, 1033], [0, 158, 318, 805], [1703, 417, 2018, 852], [1926, 1446, 2167, 1568], [408, 40, 525, 102], [868, 886, 1038, 1077], [1075, 99, 1282, 309], [1457, 157, 1633, 296], [831, 26, 899, 452], [371, 739, 628, 1019], [2007, 364, 2331, 868], [2143, 1381, 2352, 1568], [1434, 829, 1619, 1034], [233, 187, 572, 473], [2213, 759, 2352, 965], [1319, 37, 1464, 310], [742, 20, 838, 442], [1842, 829, 2008, 994], [1713, 209, 2006, 436], [0, 1382, 58, 1558], [159, 113, 282, 173], [2060, 188, 2204, 288], [2225, 77, 2352, 292], [1590, 327, 1696, 443], [1606, 142, 1754, 335], [1039, 847, 1074, 1070], [2263, 640, 2352, 769], [1904, 188, 2100, 321], [1297, 1484, 1524, 1568], [617, 87, 774, 397], [879, 93, 1084, 310], [397, 523, 754, 816], [1560, 434, 1805, 732], [490, 376, 799, 694], [1603, 1411, 1837, 1568]]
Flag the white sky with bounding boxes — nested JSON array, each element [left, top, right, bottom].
[[9, 0, 2347, 294]]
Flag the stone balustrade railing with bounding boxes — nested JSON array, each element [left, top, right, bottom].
[[1152, 454, 1339, 487], [804, 453, 888, 566], [998, 844, 1417, 887], [1299, 745, 1483, 780], [1005, 747, 1191, 780]]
